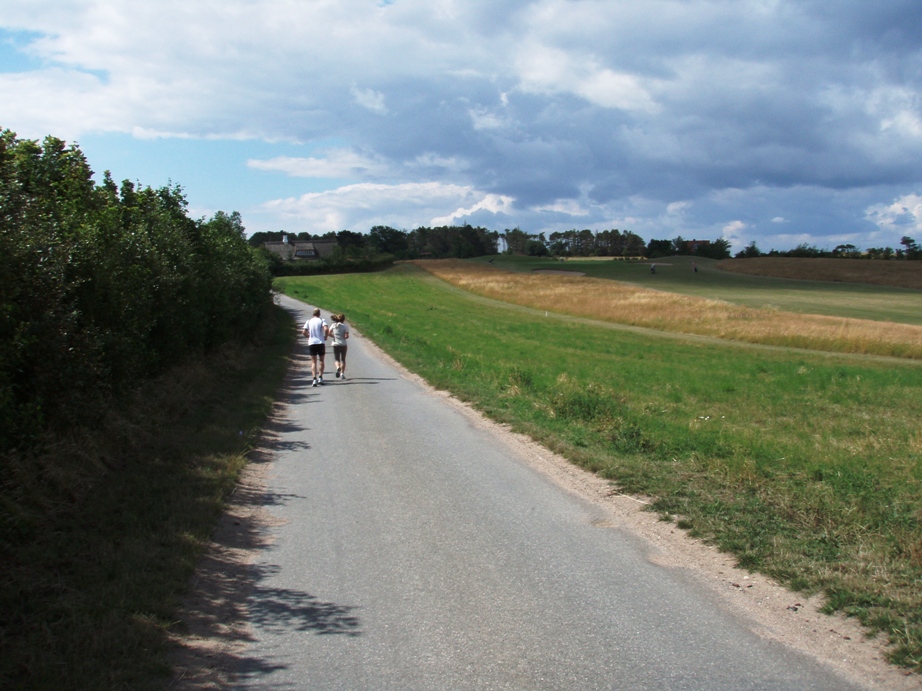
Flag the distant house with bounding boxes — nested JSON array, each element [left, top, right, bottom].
[[684, 239, 711, 253], [263, 236, 338, 261]]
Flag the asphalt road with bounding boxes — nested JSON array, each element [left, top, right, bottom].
[[232, 294, 866, 690]]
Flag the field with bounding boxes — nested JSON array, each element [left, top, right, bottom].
[[476, 254, 922, 326], [277, 260, 922, 670]]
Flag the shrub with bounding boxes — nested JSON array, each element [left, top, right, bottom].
[[0, 129, 273, 452]]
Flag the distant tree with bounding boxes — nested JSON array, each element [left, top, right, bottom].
[[787, 243, 824, 258], [336, 230, 366, 251], [503, 227, 530, 254], [832, 243, 860, 258], [368, 225, 408, 255], [623, 231, 647, 257], [695, 238, 731, 259], [247, 230, 285, 246], [671, 236, 687, 255], [866, 246, 894, 260], [525, 238, 549, 256], [900, 236, 921, 260], [646, 238, 673, 258], [736, 240, 762, 258]]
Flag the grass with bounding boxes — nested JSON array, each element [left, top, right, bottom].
[[0, 304, 296, 689], [277, 264, 922, 671], [420, 259, 922, 359], [478, 254, 922, 326]]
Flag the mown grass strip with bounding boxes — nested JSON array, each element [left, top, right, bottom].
[[277, 266, 922, 671], [0, 304, 296, 690]]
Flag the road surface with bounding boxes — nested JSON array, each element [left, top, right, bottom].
[[227, 294, 871, 690]]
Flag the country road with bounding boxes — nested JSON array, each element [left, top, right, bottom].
[[174, 294, 903, 690]]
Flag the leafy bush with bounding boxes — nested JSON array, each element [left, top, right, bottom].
[[0, 129, 273, 452]]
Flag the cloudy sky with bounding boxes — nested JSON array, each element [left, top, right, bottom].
[[2, 0, 921, 252]]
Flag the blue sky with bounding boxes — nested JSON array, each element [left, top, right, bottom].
[[2, 1, 921, 252]]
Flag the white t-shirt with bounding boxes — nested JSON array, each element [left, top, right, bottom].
[[304, 316, 327, 345], [330, 322, 350, 346]]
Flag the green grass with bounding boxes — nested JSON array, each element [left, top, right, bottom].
[[278, 266, 922, 671], [479, 255, 922, 326], [0, 305, 296, 689]]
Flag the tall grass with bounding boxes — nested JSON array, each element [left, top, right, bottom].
[[278, 266, 922, 670], [416, 259, 922, 358]]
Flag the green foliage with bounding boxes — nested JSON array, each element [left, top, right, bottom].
[[271, 252, 395, 276], [0, 129, 273, 452], [545, 228, 646, 257]]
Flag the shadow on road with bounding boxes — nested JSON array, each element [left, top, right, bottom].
[[169, 321, 363, 688]]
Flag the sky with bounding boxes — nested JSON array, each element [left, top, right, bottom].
[[1, 1, 922, 252]]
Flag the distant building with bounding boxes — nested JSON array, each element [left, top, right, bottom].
[[684, 239, 711, 253], [263, 235, 338, 261]]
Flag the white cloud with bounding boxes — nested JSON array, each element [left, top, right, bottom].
[[514, 43, 659, 113], [531, 199, 589, 216], [430, 193, 516, 226], [260, 181, 513, 233], [468, 107, 507, 131], [720, 220, 748, 249], [666, 201, 691, 215], [351, 86, 388, 115], [865, 194, 922, 234], [248, 149, 391, 179]]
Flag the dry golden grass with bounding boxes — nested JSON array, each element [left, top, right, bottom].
[[415, 259, 922, 359]]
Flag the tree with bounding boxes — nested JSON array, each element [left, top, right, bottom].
[[901, 236, 920, 260], [646, 239, 673, 258], [368, 225, 408, 255], [696, 237, 731, 259], [736, 241, 762, 258], [526, 238, 549, 256], [503, 227, 530, 254], [832, 243, 860, 258], [336, 229, 366, 252]]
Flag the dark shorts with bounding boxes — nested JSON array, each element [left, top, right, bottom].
[[333, 345, 347, 362], [309, 343, 326, 357]]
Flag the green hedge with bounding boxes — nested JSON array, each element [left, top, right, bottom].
[[0, 129, 273, 452], [269, 252, 395, 276]]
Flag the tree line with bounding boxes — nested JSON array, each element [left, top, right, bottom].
[[251, 226, 661, 260], [736, 237, 922, 260], [249, 224, 501, 261], [0, 129, 273, 452]]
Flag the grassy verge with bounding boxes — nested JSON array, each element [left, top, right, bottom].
[[0, 303, 296, 689], [278, 266, 922, 671]]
